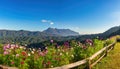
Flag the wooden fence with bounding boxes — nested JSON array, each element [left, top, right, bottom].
[[49, 41, 116, 69]]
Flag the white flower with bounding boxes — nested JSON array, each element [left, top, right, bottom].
[[90, 43, 92, 46], [60, 53, 62, 56], [58, 49, 60, 52], [24, 47, 26, 50], [20, 46, 23, 49], [33, 49, 35, 51], [71, 55, 74, 58], [71, 48, 74, 50], [28, 53, 31, 56], [31, 51, 34, 54], [51, 65, 53, 68], [45, 47, 48, 49], [25, 44, 27, 46], [66, 52, 68, 55]]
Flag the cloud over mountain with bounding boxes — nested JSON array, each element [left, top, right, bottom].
[[41, 19, 54, 25]]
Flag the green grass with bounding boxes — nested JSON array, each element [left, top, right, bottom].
[[93, 41, 120, 69]]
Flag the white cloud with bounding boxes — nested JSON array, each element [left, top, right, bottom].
[[50, 22, 54, 25], [41, 19, 54, 25], [41, 20, 48, 23]]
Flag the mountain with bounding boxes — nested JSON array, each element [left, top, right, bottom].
[[0, 28, 79, 37], [105, 26, 120, 37], [42, 27, 79, 36], [0, 28, 79, 44], [76, 25, 120, 41], [102, 26, 120, 37], [0, 29, 48, 37], [0, 26, 120, 44]]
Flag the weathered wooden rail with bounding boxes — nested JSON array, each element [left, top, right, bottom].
[[0, 65, 18, 69], [49, 41, 116, 69]]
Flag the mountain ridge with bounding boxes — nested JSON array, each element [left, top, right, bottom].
[[0, 28, 80, 37], [43, 27, 79, 36], [0, 26, 120, 44]]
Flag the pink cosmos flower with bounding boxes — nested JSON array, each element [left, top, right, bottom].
[[15, 45, 19, 48], [6, 44, 10, 48], [16, 54, 19, 57], [20, 61, 24, 64], [50, 40, 54, 43], [86, 39, 93, 46], [39, 52, 45, 56], [21, 51, 26, 56], [44, 49, 48, 54], [11, 61, 14, 64], [4, 51, 9, 55], [47, 61, 51, 65], [82, 46, 87, 49], [3, 46, 7, 51]]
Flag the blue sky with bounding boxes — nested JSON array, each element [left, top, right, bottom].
[[0, 0, 120, 34]]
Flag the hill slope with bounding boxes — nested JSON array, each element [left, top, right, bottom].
[[102, 26, 120, 37], [76, 26, 120, 41], [0, 30, 48, 37]]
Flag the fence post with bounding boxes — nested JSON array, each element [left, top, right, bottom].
[[112, 42, 115, 50], [105, 47, 108, 57], [88, 59, 92, 69]]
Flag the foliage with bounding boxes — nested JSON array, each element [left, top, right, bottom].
[[0, 38, 113, 69]]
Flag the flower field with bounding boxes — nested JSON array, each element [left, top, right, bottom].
[[0, 38, 113, 69]]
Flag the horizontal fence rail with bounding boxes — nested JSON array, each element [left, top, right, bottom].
[[0, 65, 18, 69]]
